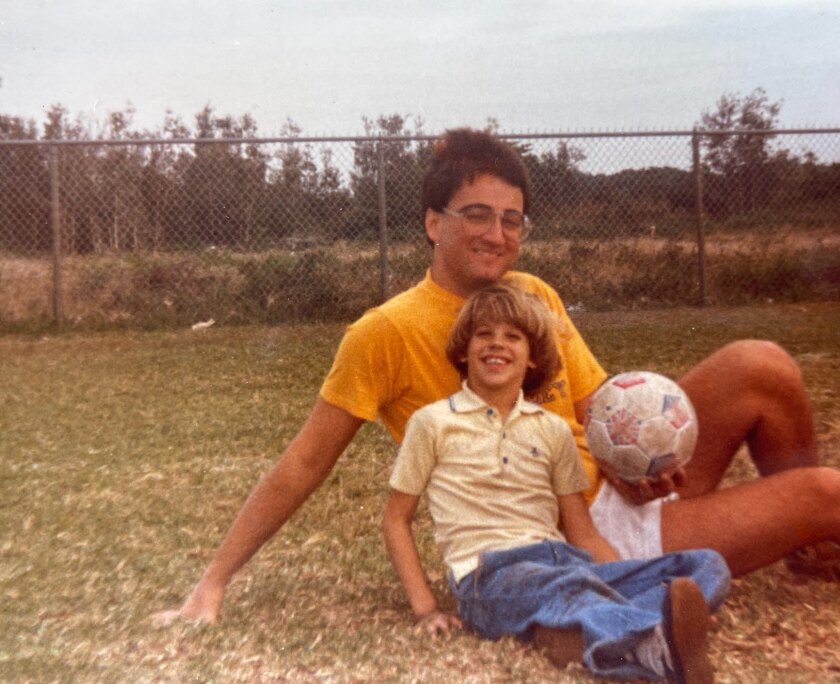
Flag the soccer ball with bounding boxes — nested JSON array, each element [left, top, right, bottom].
[[584, 371, 698, 483]]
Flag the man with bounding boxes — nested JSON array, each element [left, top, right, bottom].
[[159, 128, 840, 625]]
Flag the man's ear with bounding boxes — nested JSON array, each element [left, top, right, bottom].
[[425, 208, 441, 245], [528, 359, 537, 369]]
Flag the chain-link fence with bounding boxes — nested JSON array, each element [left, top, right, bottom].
[[1, 129, 838, 331]]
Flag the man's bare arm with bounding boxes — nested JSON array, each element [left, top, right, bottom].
[[156, 398, 364, 624]]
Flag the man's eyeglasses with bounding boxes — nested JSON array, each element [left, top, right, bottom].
[[442, 204, 532, 242]]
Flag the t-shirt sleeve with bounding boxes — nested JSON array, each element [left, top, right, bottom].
[[320, 309, 409, 423], [389, 409, 436, 496], [548, 417, 591, 495]]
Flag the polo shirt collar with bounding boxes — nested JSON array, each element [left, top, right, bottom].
[[448, 380, 544, 417]]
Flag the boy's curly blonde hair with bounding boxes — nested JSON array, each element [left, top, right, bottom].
[[446, 282, 562, 399]]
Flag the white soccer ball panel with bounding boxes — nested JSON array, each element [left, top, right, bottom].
[[622, 382, 666, 421], [607, 445, 652, 481], [673, 420, 700, 466], [586, 384, 622, 421], [585, 420, 614, 462], [638, 416, 679, 458]]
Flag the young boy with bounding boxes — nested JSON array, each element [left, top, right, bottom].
[[382, 282, 731, 683]]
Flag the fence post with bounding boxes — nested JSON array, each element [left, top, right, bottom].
[[691, 130, 707, 306], [49, 145, 64, 329], [377, 140, 389, 303]]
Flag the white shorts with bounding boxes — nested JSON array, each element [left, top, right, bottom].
[[589, 482, 679, 560]]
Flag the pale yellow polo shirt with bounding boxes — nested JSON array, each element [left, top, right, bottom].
[[321, 270, 608, 502], [390, 384, 590, 582]]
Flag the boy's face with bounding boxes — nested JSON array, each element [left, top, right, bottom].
[[425, 174, 523, 297], [464, 321, 533, 399]]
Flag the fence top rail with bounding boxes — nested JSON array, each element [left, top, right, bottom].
[[1, 127, 839, 147]]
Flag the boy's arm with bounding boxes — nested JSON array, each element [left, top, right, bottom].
[[382, 489, 461, 636], [558, 492, 620, 563]]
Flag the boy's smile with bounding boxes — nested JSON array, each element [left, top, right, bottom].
[[464, 321, 534, 414]]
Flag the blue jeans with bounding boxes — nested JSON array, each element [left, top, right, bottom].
[[449, 540, 731, 680]]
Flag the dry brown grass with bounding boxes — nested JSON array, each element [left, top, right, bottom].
[[0, 255, 53, 322], [3, 224, 839, 331], [1, 303, 839, 682]]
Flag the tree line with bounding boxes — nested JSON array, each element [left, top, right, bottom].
[[1, 89, 837, 255]]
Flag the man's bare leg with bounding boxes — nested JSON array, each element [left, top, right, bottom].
[[661, 467, 840, 576], [678, 340, 818, 499]]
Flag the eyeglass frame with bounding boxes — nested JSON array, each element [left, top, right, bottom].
[[441, 204, 532, 242]]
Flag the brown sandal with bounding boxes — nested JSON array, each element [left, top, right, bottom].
[[662, 578, 714, 684]]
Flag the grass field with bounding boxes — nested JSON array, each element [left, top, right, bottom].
[[1, 302, 839, 683]]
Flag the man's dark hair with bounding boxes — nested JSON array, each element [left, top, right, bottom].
[[421, 128, 531, 216]]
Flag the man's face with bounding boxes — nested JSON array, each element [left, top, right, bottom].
[[425, 174, 523, 297]]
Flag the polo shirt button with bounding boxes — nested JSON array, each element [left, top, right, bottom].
[[486, 408, 493, 417], [502, 456, 509, 464]]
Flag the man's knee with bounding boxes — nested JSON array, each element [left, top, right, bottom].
[[776, 468, 840, 541], [708, 340, 804, 398], [720, 339, 798, 375], [795, 466, 840, 504]]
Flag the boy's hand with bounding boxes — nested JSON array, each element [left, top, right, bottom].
[[418, 610, 462, 638], [602, 467, 686, 506]]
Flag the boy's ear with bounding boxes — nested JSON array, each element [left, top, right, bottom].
[[527, 359, 537, 369]]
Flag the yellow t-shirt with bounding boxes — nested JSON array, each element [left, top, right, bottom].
[[320, 270, 608, 502], [390, 384, 590, 581]]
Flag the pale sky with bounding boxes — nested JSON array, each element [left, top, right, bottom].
[[1, 0, 838, 137]]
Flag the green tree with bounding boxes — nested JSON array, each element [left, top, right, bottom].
[[141, 111, 193, 251], [265, 119, 321, 244], [523, 141, 585, 226], [0, 114, 49, 252], [698, 88, 786, 215], [343, 114, 430, 242], [180, 105, 267, 248], [43, 104, 101, 253], [91, 107, 149, 252]]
